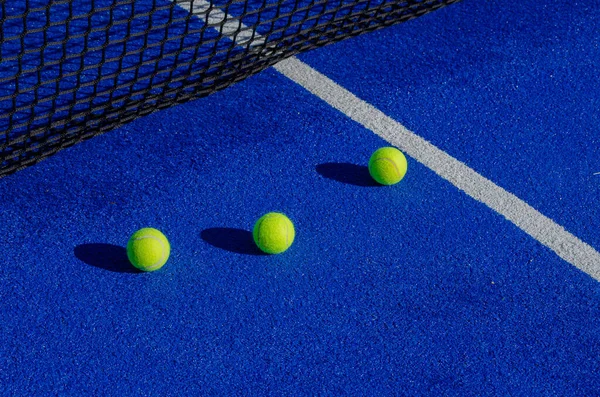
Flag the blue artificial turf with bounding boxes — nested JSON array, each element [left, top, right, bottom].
[[1, 0, 600, 394], [298, 0, 600, 252]]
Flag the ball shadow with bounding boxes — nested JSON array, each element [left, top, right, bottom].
[[316, 163, 379, 187], [201, 228, 265, 255], [74, 244, 140, 273]]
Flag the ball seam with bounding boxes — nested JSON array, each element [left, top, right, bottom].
[[375, 157, 401, 180], [132, 235, 168, 270]]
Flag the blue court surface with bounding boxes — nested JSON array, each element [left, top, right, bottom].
[[1, 0, 600, 394]]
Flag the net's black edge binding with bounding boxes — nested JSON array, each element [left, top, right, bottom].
[[0, 0, 459, 178]]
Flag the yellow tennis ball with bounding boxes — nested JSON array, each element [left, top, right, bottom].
[[253, 212, 295, 254], [126, 228, 171, 272], [368, 146, 408, 185]]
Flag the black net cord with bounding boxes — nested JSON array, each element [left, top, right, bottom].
[[0, 0, 459, 178]]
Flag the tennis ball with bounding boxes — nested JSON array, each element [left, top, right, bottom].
[[253, 212, 295, 254], [126, 228, 171, 272], [368, 146, 407, 185]]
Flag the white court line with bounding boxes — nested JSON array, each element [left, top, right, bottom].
[[175, 0, 265, 46], [177, 0, 600, 280], [274, 58, 600, 280]]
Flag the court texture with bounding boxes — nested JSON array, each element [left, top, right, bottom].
[[1, 0, 599, 394]]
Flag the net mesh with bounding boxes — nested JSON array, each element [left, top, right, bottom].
[[0, 0, 458, 178]]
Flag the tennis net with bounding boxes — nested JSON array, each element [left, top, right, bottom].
[[0, 0, 458, 178]]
